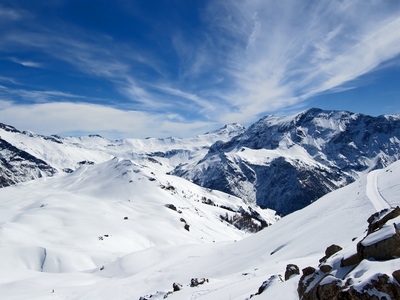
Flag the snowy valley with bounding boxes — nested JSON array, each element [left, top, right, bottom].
[[0, 108, 400, 299]]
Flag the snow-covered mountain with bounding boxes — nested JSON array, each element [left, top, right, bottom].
[[1, 108, 400, 217], [173, 108, 400, 215], [1, 141, 400, 299], [0, 122, 245, 186]]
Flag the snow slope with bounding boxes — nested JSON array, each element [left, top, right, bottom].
[[1, 158, 400, 298]]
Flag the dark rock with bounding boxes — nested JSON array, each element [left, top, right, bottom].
[[316, 275, 343, 300], [340, 253, 361, 267], [358, 223, 400, 261], [337, 274, 400, 300], [255, 275, 280, 295], [173, 282, 182, 291], [302, 266, 316, 277], [190, 278, 208, 287], [298, 267, 319, 298], [325, 244, 343, 258], [367, 206, 400, 234], [320, 244, 342, 262], [165, 204, 177, 211], [320, 265, 333, 273], [77, 160, 94, 165], [393, 270, 400, 284], [285, 264, 300, 280], [184, 224, 190, 231]]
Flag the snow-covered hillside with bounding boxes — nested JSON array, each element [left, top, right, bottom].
[[0, 153, 400, 298]]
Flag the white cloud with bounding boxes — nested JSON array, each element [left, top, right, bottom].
[[0, 101, 216, 139], [9, 57, 42, 68]]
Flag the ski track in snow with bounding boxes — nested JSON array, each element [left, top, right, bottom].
[[366, 170, 391, 212]]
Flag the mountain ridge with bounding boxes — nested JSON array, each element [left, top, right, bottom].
[[173, 108, 400, 214]]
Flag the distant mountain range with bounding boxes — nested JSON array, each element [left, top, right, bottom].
[[1, 108, 400, 215]]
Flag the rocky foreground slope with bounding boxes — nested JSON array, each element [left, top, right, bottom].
[[0, 129, 400, 299]]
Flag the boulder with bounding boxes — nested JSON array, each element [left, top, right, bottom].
[[320, 265, 333, 273], [340, 253, 361, 267], [358, 223, 400, 261], [173, 282, 182, 291], [367, 206, 400, 234], [190, 278, 208, 287], [392, 270, 400, 284], [285, 264, 300, 281], [319, 244, 342, 263], [316, 275, 343, 300]]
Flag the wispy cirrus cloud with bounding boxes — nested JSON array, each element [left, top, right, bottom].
[[0, 4, 21, 21], [201, 0, 400, 123]]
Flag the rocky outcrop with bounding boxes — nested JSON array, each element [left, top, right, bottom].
[[367, 207, 400, 234], [298, 207, 400, 300], [0, 138, 57, 187], [285, 264, 300, 281], [337, 274, 400, 299]]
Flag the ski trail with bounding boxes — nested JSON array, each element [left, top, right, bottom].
[[366, 170, 391, 211]]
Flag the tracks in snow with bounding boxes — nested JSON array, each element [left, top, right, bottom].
[[366, 170, 391, 212]]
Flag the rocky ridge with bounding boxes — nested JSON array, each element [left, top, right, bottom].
[[173, 108, 400, 214]]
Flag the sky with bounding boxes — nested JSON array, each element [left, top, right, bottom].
[[1, 0, 400, 139]]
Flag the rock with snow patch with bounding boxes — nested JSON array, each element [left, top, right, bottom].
[[358, 223, 400, 261], [285, 264, 300, 280], [173, 282, 182, 291], [367, 206, 400, 234], [190, 278, 208, 287]]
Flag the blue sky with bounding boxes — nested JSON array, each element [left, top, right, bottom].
[[1, 0, 400, 139]]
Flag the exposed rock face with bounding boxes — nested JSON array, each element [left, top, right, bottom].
[[0, 138, 57, 187], [315, 276, 343, 300], [173, 109, 400, 215], [285, 264, 300, 280], [298, 267, 319, 299], [337, 274, 400, 300]]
